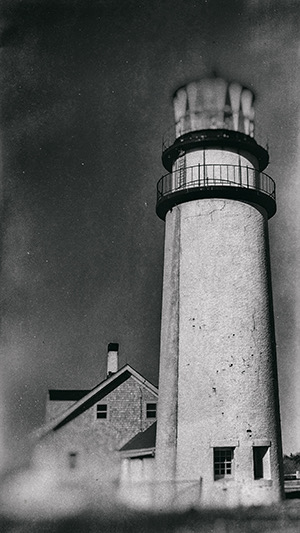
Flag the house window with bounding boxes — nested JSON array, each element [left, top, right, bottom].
[[68, 452, 77, 469], [253, 446, 271, 480], [214, 447, 234, 480], [146, 402, 157, 419], [96, 404, 107, 419]]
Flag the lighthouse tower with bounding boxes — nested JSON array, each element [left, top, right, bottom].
[[155, 77, 284, 508]]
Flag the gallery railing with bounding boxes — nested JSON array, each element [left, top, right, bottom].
[[157, 164, 275, 203]]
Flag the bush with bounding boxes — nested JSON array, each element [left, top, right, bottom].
[[283, 453, 300, 474]]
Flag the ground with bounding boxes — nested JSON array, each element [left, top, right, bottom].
[[1, 499, 300, 533]]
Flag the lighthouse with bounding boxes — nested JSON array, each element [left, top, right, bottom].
[[155, 77, 284, 508]]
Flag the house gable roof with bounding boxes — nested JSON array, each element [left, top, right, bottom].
[[120, 422, 156, 458], [33, 364, 158, 440]]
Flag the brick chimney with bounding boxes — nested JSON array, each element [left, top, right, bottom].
[[107, 343, 119, 377]]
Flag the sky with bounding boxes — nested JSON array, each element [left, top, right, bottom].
[[0, 0, 300, 466]]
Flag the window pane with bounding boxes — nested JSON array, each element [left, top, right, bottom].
[[96, 404, 107, 419], [146, 403, 157, 418], [214, 447, 234, 480]]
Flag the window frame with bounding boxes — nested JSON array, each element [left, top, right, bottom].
[[213, 447, 234, 481], [177, 155, 187, 188], [68, 451, 78, 469], [146, 402, 157, 419], [96, 403, 108, 420], [253, 445, 271, 480]]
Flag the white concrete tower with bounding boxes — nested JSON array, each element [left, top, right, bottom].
[[155, 76, 284, 508]]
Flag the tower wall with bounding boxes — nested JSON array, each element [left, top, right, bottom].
[[156, 197, 283, 507], [173, 149, 257, 171]]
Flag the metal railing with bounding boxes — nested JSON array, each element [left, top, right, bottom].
[[119, 478, 202, 511], [157, 164, 275, 202]]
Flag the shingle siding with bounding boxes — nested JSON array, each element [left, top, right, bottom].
[[46, 400, 76, 422], [42, 375, 158, 468], [100, 376, 157, 446], [34, 423, 120, 489]]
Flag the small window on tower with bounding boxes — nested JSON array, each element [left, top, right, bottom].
[[146, 403, 157, 419], [214, 447, 234, 480], [177, 156, 186, 188], [96, 404, 107, 419], [253, 446, 271, 480]]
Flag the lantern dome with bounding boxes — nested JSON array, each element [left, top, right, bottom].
[[173, 77, 255, 139]]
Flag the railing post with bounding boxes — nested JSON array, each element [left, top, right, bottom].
[[239, 164, 242, 186], [198, 164, 200, 187]]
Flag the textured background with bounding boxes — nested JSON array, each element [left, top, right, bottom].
[[0, 0, 299, 467]]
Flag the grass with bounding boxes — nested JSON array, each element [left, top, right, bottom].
[[1, 497, 300, 533]]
